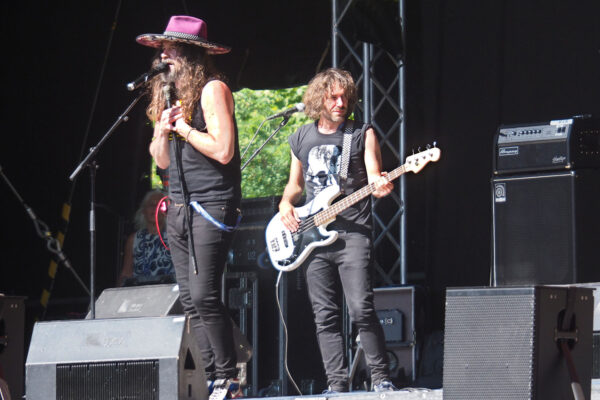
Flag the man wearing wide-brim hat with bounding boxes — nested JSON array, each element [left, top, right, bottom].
[[143, 15, 243, 399]]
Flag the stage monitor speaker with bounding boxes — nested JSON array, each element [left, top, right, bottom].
[[0, 296, 25, 400], [88, 284, 252, 363], [373, 286, 417, 384], [87, 283, 183, 319], [443, 286, 593, 400], [492, 169, 600, 285], [26, 316, 207, 400]]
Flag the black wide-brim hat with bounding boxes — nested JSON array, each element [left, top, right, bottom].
[[136, 15, 230, 55]]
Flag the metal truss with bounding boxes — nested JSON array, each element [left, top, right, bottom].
[[331, 0, 407, 287]]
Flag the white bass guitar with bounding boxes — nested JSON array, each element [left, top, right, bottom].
[[265, 146, 441, 272]]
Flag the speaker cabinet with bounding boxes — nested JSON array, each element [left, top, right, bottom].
[[492, 169, 600, 285], [443, 286, 593, 400], [229, 196, 280, 268], [87, 283, 183, 319], [26, 316, 207, 400], [373, 286, 417, 384], [594, 333, 600, 379], [88, 284, 252, 363], [0, 296, 25, 400]]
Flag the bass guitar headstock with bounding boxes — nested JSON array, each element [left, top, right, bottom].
[[404, 143, 441, 174]]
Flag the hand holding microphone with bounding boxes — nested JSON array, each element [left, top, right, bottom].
[[160, 83, 191, 139]]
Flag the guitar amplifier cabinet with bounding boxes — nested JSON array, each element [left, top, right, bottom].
[[594, 333, 600, 379], [492, 170, 600, 285], [229, 196, 281, 268], [351, 287, 419, 389], [373, 287, 418, 384], [493, 115, 600, 174], [0, 296, 26, 400]]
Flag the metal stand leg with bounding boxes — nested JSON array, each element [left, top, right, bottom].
[[224, 271, 259, 397], [348, 334, 364, 391]]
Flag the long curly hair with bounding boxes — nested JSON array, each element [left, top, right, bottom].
[[302, 68, 358, 121], [145, 43, 223, 123]]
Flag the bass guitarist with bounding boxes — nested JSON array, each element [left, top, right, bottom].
[[278, 68, 396, 393]]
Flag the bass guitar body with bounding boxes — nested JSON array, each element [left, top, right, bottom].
[[265, 184, 341, 272]]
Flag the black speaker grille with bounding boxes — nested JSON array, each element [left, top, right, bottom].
[[493, 173, 574, 284], [443, 291, 536, 400], [56, 360, 159, 400], [493, 170, 600, 285]]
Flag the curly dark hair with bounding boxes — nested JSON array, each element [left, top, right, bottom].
[[302, 68, 358, 121], [145, 43, 223, 123]]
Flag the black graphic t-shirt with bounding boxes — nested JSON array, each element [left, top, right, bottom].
[[288, 120, 372, 230]]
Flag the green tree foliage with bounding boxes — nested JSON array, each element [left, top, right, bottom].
[[235, 86, 310, 198], [151, 86, 310, 199]]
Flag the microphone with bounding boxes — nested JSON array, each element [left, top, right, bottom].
[[162, 83, 175, 108], [266, 103, 305, 120], [126, 62, 169, 91]]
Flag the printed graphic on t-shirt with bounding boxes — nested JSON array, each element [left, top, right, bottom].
[[306, 144, 340, 196]]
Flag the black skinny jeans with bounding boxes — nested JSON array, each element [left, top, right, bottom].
[[167, 200, 239, 380], [304, 231, 390, 391]]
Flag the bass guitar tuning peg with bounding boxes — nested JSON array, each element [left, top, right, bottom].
[[426, 143, 431, 150]]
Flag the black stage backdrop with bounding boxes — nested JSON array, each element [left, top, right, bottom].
[[1, 0, 599, 334]]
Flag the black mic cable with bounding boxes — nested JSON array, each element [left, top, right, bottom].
[[163, 83, 200, 275]]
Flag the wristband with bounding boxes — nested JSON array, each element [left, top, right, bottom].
[[186, 127, 194, 141]]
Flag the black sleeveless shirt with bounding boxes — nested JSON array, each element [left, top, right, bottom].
[[168, 88, 241, 204]]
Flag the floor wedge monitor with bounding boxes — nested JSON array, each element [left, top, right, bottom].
[[25, 316, 207, 400]]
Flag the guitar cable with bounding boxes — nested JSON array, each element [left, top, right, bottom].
[[275, 270, 303, 395]]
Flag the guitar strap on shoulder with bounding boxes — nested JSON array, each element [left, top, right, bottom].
[[338, 124, 354, 194], [339, 121, 369, 194]]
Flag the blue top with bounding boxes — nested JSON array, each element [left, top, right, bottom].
[[132, 228, 174, 278]]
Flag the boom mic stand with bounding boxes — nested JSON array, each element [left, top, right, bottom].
[[240, 115, 298, 394], [69, 91, 146, 319], [241, 116, 291, 171], [0, 165, 90, 297]]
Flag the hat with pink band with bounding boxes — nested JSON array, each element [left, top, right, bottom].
[[136, 15, 230, 55]]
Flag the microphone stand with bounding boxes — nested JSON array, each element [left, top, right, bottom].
[[0, 165, 90, 297], [69, 91, 146, 319], [241, 116, 291, 171]]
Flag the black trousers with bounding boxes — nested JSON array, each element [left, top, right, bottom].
[[304, 231, 390, 391], [167, 200, 239, 380]]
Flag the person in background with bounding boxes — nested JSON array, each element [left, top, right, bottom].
[[118, 189, 174, 286]]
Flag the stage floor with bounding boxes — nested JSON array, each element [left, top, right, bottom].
[[253, 389, 442, 400], [251, 380, 600, 400]]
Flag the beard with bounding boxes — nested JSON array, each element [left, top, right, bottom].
[[321, 108, 347, 123], [159, 62, 180, 100], [160, 63, 178, 84]]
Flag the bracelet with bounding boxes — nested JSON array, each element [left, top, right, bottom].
[[186, 127, 195, 141]]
